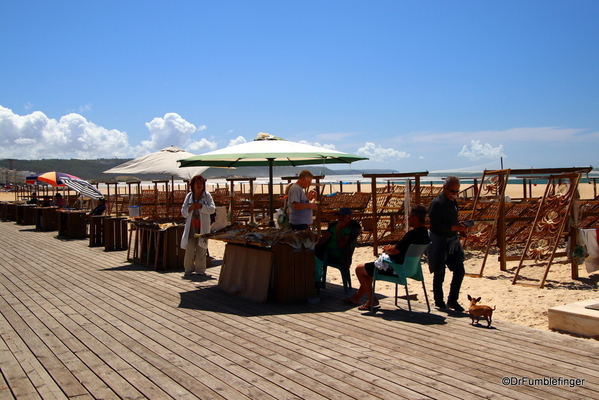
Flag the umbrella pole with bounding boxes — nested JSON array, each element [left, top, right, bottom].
[[268, 158, 275, 227]]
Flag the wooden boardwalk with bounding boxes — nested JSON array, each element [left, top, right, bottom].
[[1, 220, 598, 400]]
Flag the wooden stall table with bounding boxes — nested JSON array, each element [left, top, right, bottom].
[[104, 217, 128, 251], [129, 220, 185, 270], [17, 204, 37, 225], [163, 224, 186, 270], [23, 205, 38, 225], [0, 202, 8, 221], [218, 241, 316, 304], [129, 221, 153, 266], [89, 215, 109, 247], [57, 210, 88, 239], [35, 207, 59, 231], [4, 203, 18, 222]]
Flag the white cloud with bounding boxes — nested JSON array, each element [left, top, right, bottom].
[[0, 106, 131, 159], [298, 140, 336, 150], [228, 136, 247, 147], [187, 138, 217, 153], [141, 112, 200, 151], [356, 142, 410, 162], [0, 106, 217, 160], [458, 140, 505, 161]]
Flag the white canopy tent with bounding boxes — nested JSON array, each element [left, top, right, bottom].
[[103, 146, 208, 180]]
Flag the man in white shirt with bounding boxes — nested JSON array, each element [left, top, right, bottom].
[[288, 170, 318, 230]]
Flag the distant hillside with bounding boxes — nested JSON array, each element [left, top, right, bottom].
[[0, 158, 397, 182], [0, 159, 133, 180]]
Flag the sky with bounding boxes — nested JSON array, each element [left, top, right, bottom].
[[1, 0, 598, 173]]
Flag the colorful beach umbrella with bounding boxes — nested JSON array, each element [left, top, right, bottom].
[[178, 133, 368, 224], [25, 174, 40, 185], [61, 177, 104, 200], [36, 171, 81, 187]]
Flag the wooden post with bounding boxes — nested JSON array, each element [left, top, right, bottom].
[[570, 224, 579, 280], [498, 174, 507, 271], [370, 176, 378, 256], [414, 176, 421, 206]]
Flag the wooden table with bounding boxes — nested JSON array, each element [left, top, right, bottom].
[[104, 217, 128, 251], [16, 204, 37, 225], [129, 222, 185, 270], [57, 210, 88, 239], [35, 207, 59, 231], [3, 203, 18, 222], [89, 215, 110, 247], [218, 242, 316, 303]]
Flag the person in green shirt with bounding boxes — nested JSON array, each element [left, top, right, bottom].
[[315, 207, 362, 267]]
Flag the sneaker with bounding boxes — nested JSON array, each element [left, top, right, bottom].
[[447, 299, 465, 312], [435, 302, 447, 309]]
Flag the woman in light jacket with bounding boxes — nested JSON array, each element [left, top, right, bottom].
[[181, 175, 216, 277]]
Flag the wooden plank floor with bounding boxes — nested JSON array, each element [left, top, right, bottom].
[[1, 220, 598, 400]]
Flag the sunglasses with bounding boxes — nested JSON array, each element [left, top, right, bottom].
[[449, 189, 459, 194]]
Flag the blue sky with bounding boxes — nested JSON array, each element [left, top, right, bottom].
[[1, 0, 598, 172]]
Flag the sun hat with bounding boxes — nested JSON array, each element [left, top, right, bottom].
[[335, 207, 352, 216]]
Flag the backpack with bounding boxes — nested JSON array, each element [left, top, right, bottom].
[[277, 201, 290, 230]]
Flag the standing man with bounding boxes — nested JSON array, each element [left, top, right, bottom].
[[288, 170, 318, 230], [428, 175, 469, 312]]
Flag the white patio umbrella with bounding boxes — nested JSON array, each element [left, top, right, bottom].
[[177, 133, 368, 224], [102, 146, 209, 180]]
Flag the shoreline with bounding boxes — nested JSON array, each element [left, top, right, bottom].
[[3, 180, 598, 201]]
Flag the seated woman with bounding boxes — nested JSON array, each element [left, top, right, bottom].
[[51, 193, 66, 208], [343, 205, 430, 310]]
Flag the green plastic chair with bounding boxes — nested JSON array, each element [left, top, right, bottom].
[[371, 243, 431, 314], [320, 239, 357, 294]]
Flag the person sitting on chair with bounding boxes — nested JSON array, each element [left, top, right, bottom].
[[343, 205, 430, 310], [88, 198, 107, 217], [315, 207, 362, 265], [27, 192, 38, 205], [51, 193, 66, 208]]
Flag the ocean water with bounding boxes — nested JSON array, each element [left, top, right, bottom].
[[96, 172, 596, 194]]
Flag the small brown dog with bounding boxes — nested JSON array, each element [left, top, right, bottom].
[[467, 295, 496, 327]]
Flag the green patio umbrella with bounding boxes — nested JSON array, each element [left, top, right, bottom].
[[177, 133, 368, 225]]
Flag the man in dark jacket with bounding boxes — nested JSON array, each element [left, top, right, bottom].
[[428, 175, 469, 312]]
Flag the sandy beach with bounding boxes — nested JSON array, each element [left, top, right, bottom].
[[201, 237, 598, 334], [3, 181, 598, 336]]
